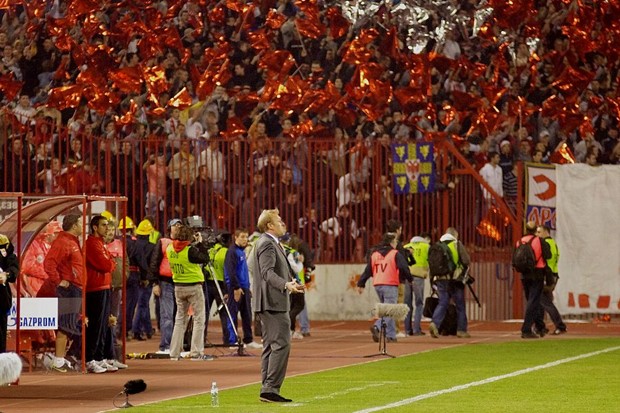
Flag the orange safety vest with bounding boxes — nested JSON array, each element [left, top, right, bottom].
[[371, 249, 400, 286], [518, 235, 546, 269], [159, 238, 173, 278]]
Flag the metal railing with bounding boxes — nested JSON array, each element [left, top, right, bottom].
[[1, 115, 522, 319]]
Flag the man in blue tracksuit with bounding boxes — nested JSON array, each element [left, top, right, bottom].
[[224, 228, 261, 349]]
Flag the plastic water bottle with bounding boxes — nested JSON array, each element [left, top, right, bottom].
[[211, 381, 219, 407]]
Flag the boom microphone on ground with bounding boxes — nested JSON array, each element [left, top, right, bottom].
[[375, 303, 410, 320], [124, 379, 147, 395], [114, 379, 147, 408], [365, 303, 410, 359]]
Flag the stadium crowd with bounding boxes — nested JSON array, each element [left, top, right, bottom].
[[0, 0, 619, 238]]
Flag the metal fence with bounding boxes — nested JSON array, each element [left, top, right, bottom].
[[1, 115, 523, 319]]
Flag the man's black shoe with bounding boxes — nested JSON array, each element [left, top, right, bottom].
[[260, 392, 292, 403], [521, 332, 539, 339], [370, 326, 380, 343]]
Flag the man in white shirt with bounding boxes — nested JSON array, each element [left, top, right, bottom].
[[199, 138, 225, 194], [479, 151, 503, 201], [336, 173, 356, 209], [185, 106, 205, 140]]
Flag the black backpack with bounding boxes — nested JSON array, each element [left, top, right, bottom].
[[512, 236, 536, 273], [428, 241, 457, 277]]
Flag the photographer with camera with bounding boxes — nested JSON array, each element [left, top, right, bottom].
[[428, 227, 472, 339], [167, 224, 212, 361]]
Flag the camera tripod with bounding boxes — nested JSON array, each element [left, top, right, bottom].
[[206, 262, 249, 357], [364, 317, 396, 359]]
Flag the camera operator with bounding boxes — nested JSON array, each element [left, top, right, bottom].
[[167, 225, 212, 360]]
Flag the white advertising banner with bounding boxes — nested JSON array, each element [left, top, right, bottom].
[[7, 298, 59, 330], [554, 164, 620, 315]]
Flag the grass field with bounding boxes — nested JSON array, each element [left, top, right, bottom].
[[131, 337, 620, 412]]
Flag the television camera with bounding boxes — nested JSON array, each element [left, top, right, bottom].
[[184, 216, 231, 250]]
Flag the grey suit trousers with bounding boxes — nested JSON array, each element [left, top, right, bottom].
[[259, 310, 291, 395]]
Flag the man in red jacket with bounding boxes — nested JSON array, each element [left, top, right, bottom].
[[21, 221, 62, 297], [41, 214, 84, 372], [84, 215, 116, 373]]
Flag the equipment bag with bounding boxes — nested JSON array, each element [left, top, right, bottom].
[[428, 241, 457, 277], [423, 293, 438, 318], [512, 237, 536, 273], [422, 291, 457, 336]]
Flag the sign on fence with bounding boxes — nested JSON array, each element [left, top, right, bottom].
[[392, 142, 435, 194], [7, 298, 59, 330]]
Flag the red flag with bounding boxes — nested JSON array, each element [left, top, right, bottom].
[[0, 73, 23, 101], [394, 86, 427, 113], [258, 50, 295, 77], [247, 29, 272, 51], [380, 27, 401, 60], [551, 66, 595, 100], [549, 142, 576, 164], [117, 99, 138, 125], [295, 0, 325, 39], [143, 65, 169, 96], [265, 10, 287, 30], [109, 66, 143, 94], [47, 85, 84, 111], [222, 116, 246, 138], [326, 7, 350, 39], [167, 88, 193, 110]]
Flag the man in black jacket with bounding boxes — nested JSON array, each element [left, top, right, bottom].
[[0, 234, 19, 353], [357, 232, 413, 343]]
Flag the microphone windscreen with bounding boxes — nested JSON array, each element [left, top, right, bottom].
[[375, 303, 410, 320], [124, 379, 147, 395], [0, 353, 22, 386]]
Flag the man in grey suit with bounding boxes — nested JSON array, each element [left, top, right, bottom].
[[251, 209, 305, 403]]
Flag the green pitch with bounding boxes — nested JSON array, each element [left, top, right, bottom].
[[132, 338, 620, 412]]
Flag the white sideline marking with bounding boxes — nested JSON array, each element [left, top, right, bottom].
[[353, 345, 620, 413], [289, 381, 399, 408], [309, 381, 399, 402]]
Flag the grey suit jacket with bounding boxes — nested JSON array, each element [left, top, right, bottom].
[[250, 233, 295, 312]]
